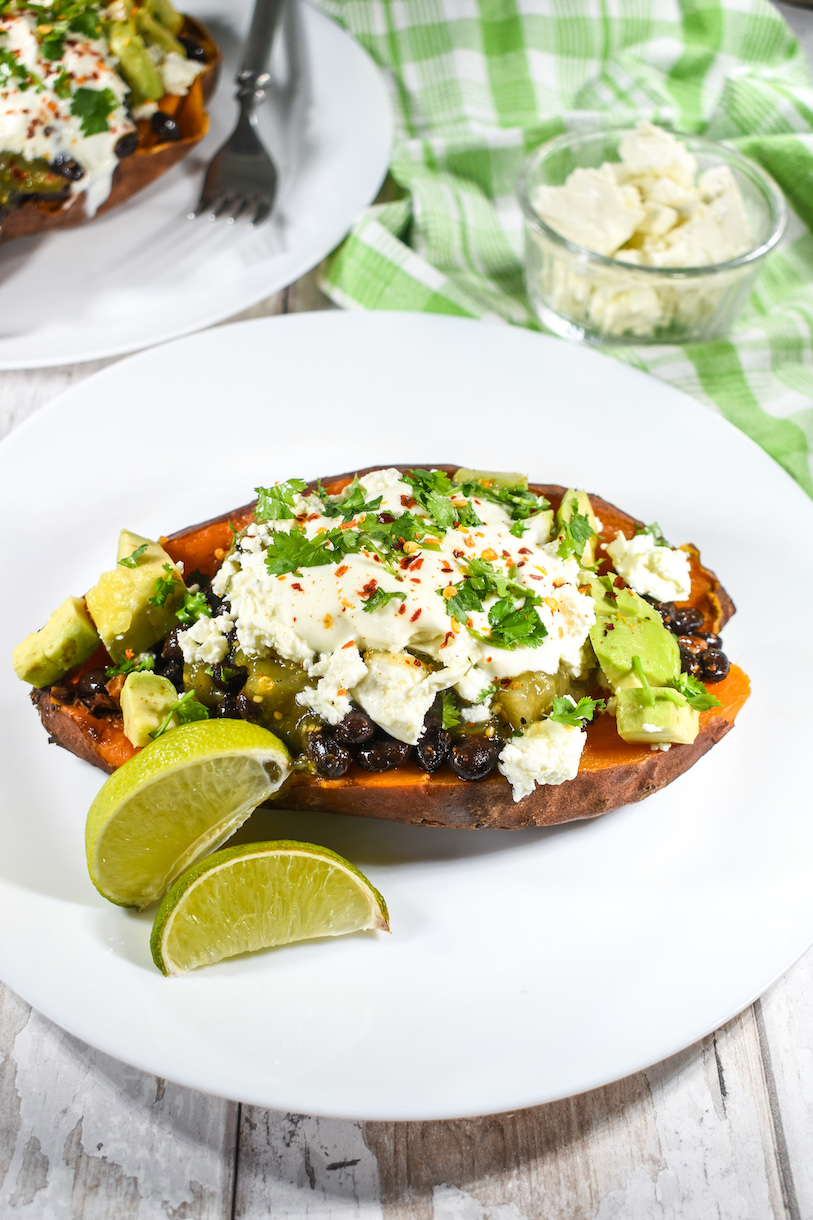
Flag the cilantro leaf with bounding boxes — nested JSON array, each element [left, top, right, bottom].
[[473, 598, 548, 650], [509, 520, 527, 539], [255, 478, 308, 522], [548, 694, 605, 727], [671, 672, 722, 711], [443, 579, 484, 623], [53, 67, 72, 98], [150, 690, 210, 740], [403, 469, 482, 532], [70, 86, 117, 135], [325, 476, 383, 523], [68, 8, 101, 37], [441, 690, 460, 731], [634, 521, 669, 547], [362, 587, 407, 614], [557, 508, 596, 564], [459, 479, 549, 522], [40, 29, 65, 60], [118, 542, 148, 569], [148, 563, 179, 607], [475, 683, 497, 705], [175, 589, 212, 626], [264, 528, 339, 577], [105, 652, 155, 679]]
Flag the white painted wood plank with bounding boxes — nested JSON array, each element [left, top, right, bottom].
[[0, 982, 238, 1219]]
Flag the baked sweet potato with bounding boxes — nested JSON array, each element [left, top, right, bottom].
[[27, 466, 750, 830], [0, 15, 219, 244]]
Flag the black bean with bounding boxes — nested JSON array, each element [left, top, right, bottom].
[[356, 735, 410, 772], [210, 662, 247, 693], [644, 596, 677, 630], [161, 627, 184, 662], [50, 154, 84, 181], [204, 587, 225, 614], [158, 659, 184, 691], [414, 725, 451, 773], [679, 646, 702, 677], [696, 631, 722, 650], [333, 709, 375, 745], [150, 111, 181, 143], [213, 695, 241, 719], [699, 648, 730, 683], [234, 693, 260, 721], [307, 731, 351, 778], [677, 635, 705, 655], [178, 35, 207, 61], [670, 605, 704, 636], [76, 668, 118, 711], [114, 131, 138, 159], [449, 735, 500, 781]]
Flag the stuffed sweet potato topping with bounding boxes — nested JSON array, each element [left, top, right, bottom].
[[13, 467, 750, 829], [0, 0, 218, 241]]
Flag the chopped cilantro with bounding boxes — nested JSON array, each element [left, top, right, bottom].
[[254, 478, 307, 522], [441, 690, 460, 731], [53, 66, 71, 98], [474, 597, 548, 650], [635, 521, 669, 547], [509, 520, 527, 539], [175, 589, 212, 625], [40, 29, 65, 60], [459, 478, 549, 522], [317, 476, 382, 523], [70, 86, 117, 136], [403, 468, 482, 531], [117, 542, 148, 569], [148, 563, 179, 607], [475, 683, 497, 704], [150, 690, 210, 740], [104, 652, 155, 679], [68, 7, 101, 37], [671, 672, 722, 711], [557, 507, 596, 564], [548, 694, 605, 727], [362, 587, 407, 614], [264, 528, 340, 577]]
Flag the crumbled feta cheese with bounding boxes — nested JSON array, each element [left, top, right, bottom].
[[459, 701, 492, 724], [296, 643, 368, 725], [160, 51, 204, 97], [529, 122, 753, 339], [178, 614, 233, 665], [498, 720, 586, 802], [605, 531, 692, 602], [353, 651, 466, 745]]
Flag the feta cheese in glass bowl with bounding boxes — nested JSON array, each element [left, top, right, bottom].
[[517, 124, 786, 345]]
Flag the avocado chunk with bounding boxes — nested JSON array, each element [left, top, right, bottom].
[[555, 488, 601, 566], [616, 687, 700, 745], [121, 672, 180, 746], [13, 596, 100, 687], [587, 576, 680, 689], [86, 531, 185, 663], [452, 469, 529, 490]]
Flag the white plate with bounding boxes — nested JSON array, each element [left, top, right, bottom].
[[2, 312, 812, 1121], [0, 2, 391, 370]]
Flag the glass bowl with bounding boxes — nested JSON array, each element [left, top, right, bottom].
[[517, 129, 787, 345]]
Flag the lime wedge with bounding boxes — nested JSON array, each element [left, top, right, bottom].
[[86, 721, 291, 909], [150, 840, 390, 975]]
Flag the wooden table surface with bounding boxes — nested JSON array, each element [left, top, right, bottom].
[[3, 8, 813, 1215]]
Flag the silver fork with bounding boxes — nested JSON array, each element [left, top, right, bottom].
[[191, 0, 285, 226]]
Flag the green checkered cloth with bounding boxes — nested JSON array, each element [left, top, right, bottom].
[[315, 0, 813, 496]]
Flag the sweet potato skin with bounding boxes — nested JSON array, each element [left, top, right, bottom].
[[30, 465, 748, 826], [0, 17, 219, 244]]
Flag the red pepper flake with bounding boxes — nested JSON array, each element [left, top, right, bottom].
[[359, 579, 378, 600], [124, 648, 134, 660], [466, 618, 473, 628], [400, 554, 421, 570], [306, 512, 320, 521], [410, 609, 422, 622], [337, 688, 347, 697], [398, 603, 407, 614], [502, 550, 512, 561], [400, 495, 417, 508], [614, 576, 625, 589], [442, 631, 454, 648], [453, 549, 465, 559], [518, 547, 532, 555], [441, 565, 453, 573], [528, 574, 543, 580], [342, 640, 354, 649], [291, 582, 303, 592], [410, 577, 421, 584], [413, 657, 421, 666], [335, 565, 349, 578]]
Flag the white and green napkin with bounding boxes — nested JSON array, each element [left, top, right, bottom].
[[316, 0, 813, 496]]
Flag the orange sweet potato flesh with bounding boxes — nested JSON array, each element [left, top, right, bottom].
[[0, 17, 220, 244], [31, 466, 749, 829]]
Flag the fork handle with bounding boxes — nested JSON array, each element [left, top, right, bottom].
[[236, 0, 286, 103]]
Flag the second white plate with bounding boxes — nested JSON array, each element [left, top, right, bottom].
[[0, 1, 392, 369]]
